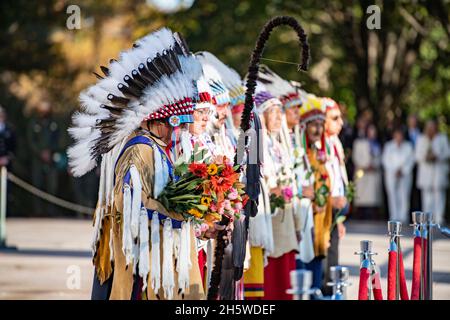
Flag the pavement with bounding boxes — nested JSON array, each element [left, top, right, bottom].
[[0, 218, 449, 300]]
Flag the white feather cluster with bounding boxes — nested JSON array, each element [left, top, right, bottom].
[[67, 28, 201, 177], [258, 64, 298, 98], [195, 51, 242, 92]]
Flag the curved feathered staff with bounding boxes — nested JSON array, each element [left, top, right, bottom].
[[207, 15, 310, 300]]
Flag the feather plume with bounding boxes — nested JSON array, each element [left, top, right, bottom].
[[68, 28, 201, 177]]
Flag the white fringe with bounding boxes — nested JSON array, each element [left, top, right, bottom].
[[206, 239, 213, 294], [153, 145, 166, 198], [122, 184, 133, 266], [104, 151, 114, 208], [139, 207, 150, 291], [90, 207, 103, 255], [177, 220, 191, 294], [180, 130, 193, 162], [162, 218, 174, 300], [109, 137, 128, 208], [150, 212, 161, 293], [173, 229, 181, 262], [129, 165, 142, 240]]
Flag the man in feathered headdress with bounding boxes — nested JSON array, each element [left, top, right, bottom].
[[67, 28, 223, 300], [295, 94, 333, 292], [195, 52, 236, 161], [322, 97, 349, 295]]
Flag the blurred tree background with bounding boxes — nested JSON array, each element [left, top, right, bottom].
[[0, 0, 449, 216]]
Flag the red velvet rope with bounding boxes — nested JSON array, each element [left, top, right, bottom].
[[387, 250, 397, 300], [411, 236, 422, 300], [399, 252, 409, 300], [387, 247, 409, 300], [372, 271, 383, 300], [358, 266, 370, 300]]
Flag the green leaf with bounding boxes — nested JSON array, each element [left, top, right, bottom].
[[193, 204, 208, 211], [336, 216, 347, 224]]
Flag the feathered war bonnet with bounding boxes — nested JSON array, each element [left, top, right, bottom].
[[67, 28, 202, 177], [194, 52, 231, 107], [322, 97, 340, 113], [193, 75, 215, 110], [299, 93, 326, 124], [195, 52, 245, 115], [298, 93, 328, 157], [257, 64, 304, 109], [253, 81, 282, 115]]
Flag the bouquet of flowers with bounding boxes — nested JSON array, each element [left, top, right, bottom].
[[157, 154, 248, 235], [306, 166, 330, 208], [330, 181, 356, 231], [269, 168, 295, 214]]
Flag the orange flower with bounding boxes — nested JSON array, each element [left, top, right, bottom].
[[220, 164, 235, 178], [210, 175, 233, 194], [205, 213, 221, 223]]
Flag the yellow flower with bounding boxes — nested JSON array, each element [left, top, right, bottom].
[[207, 164, 218, 175], [201, 196, 212, 206], [188, 208, 203, 218]]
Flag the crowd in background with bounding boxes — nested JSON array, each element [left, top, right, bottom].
[[341, 111, 449, 225]]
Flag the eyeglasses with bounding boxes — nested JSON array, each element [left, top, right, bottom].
[[194, 109, 213, 116]]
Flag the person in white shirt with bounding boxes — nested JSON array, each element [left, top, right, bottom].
[[415, 120, 450, 225], [382, 128, 415, 223]]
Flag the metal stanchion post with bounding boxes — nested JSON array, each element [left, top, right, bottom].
[[327, 266, 350, 300], [355, 240, 377, 300], [287, 269, 313, 300], [425, 212, 433, 300], [0, 166, 7, 248], [388, 221, 402, 300], [411, 211, 425, 300]]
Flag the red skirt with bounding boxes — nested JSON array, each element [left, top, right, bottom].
[[264, 251, 296, 300]]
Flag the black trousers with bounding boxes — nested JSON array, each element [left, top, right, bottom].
[[321, 220, 339, 296], [91, 271, 113, 300]]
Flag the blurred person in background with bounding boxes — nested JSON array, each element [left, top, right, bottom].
[[407, 114, 422, 212], [352, 124, 383, 220], [415, 119, 450, 225], [27, 102, 62, 216], [407, 115, 421, 148], [382, 128, 415, 223]]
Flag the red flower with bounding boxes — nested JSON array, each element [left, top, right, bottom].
[[220, 164, 235, 178], [189, 163, 208, 178], [321, 173, 328, 181], [210, 175, 233, 194]]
